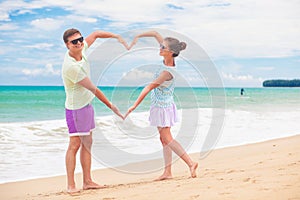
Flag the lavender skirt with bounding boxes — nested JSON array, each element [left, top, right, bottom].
[[149, 103, 179, 127], [65, 104, 95, 137]]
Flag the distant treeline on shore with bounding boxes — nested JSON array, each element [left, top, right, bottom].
[[263, 79, 300, 87]]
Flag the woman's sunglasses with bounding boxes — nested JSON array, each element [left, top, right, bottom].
[[70, 37, 84, 45], [160, 44, 167, 49]]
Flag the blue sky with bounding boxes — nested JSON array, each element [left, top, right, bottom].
[[0, 0, 299, 87]]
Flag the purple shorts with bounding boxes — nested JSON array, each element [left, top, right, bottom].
[[65, 104, 95, 137]]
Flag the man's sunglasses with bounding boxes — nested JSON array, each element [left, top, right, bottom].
[[70, 37, 84, 45]]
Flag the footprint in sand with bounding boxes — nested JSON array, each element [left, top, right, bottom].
[[288, 162, 297, 166], [243, 178, 251, 182], [190, 194, 200, 199], [226, 169, 235, 173]]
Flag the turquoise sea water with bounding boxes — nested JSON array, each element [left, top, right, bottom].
[[0, 85, 299, 183], [0, 86, 299, 122]]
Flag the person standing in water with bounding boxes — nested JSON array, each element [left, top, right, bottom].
[[241, 88, 245, 96], [125, 31, 198, 180]]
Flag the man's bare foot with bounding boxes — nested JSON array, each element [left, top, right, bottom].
[[67, 187, 81, 195], [83, 181, 108, 190], [154, 174, 173, 181], [190, 162, 198, 178]]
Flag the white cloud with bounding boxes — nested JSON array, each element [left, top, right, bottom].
[[116, 68, 155, 86], [122, 68, 153, 81], [0, 44, 20, 55], [70, 0, 166, 23], [0, 0, 164, 25], [1, 0, 300, 86], [64, 14, 97, 24], [0, 0, 67, 18], [0, 0, 34, 21], [22, 64, 60, 76], [222, 72, 254, 81], [15, 9, 34, 15], [221, 72, 264, 87], [30, 18, 64, 31], [257, 67, 275, 71], [0, 23, 18, 30], [24, 43, 54, 50], [220, 62, 242, 74], [2, 0, 300, 58], [164, 0, 300, 58], [0, 11, 10, 21]]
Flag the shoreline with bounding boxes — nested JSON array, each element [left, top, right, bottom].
[[1, 131, 298, 185], [1, 134, 299, 200]]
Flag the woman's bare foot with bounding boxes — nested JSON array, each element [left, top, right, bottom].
[[83, 181, 107, 190], [154, 173, 173, 181], [190, 162, 198, 178], [67, 187, 81, 195]]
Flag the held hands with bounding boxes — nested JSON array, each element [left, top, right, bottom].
[[110, 104, 136, 120]]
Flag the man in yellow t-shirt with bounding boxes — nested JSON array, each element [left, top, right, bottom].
[[62, 28, 127, 194]]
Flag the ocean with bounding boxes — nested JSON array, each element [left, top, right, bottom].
[[0, 86, 299, 183]]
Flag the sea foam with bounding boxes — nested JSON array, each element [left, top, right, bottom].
[[0, 107, 299, 183]]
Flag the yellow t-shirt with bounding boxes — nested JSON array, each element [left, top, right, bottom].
[[62, 41, 94, 110]]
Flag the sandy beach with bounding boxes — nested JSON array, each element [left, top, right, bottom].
[[1, 134, 299, 200]]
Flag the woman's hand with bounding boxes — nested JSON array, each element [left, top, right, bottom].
[[128, 36, 139, 50], [124, 105, 136, 119], [115, 34, 129, 50]]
